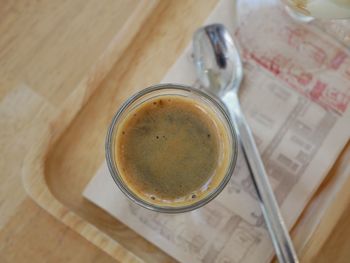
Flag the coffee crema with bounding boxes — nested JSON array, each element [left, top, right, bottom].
[[114, 95, 231, 206]]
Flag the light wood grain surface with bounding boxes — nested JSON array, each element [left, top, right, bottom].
[[0, 0, 151, 262], [0, 1, 349, 263]]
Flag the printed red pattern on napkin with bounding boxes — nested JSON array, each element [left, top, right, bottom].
[[236, 6, 350, 114]]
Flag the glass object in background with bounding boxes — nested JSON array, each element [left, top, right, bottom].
[[282, 0, 350, 46], [283, 0, 350, 19]]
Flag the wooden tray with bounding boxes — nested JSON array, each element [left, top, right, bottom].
[[22, 1, 350, 262]]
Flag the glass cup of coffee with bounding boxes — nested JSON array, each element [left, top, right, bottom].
[[106, 83, 237, 213]]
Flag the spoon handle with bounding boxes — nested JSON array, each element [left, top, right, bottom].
[[223, 92, 299, 263]]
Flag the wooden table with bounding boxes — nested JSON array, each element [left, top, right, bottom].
[[0, 1, 349, 262]]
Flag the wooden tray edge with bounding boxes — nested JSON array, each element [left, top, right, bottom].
[[299, 145, 350, 261], [20, 1, 350, 260], [21, 1, 160, 262]]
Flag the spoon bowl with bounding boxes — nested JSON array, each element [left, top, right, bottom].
[[193, 24, 243, 96]]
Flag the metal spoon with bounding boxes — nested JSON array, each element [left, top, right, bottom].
[[193, 24, 299, 263]]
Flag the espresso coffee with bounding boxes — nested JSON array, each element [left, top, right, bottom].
[[114, 95, 231, 206]]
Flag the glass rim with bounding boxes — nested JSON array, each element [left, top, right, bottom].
[[105, 83, 238, 213]]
